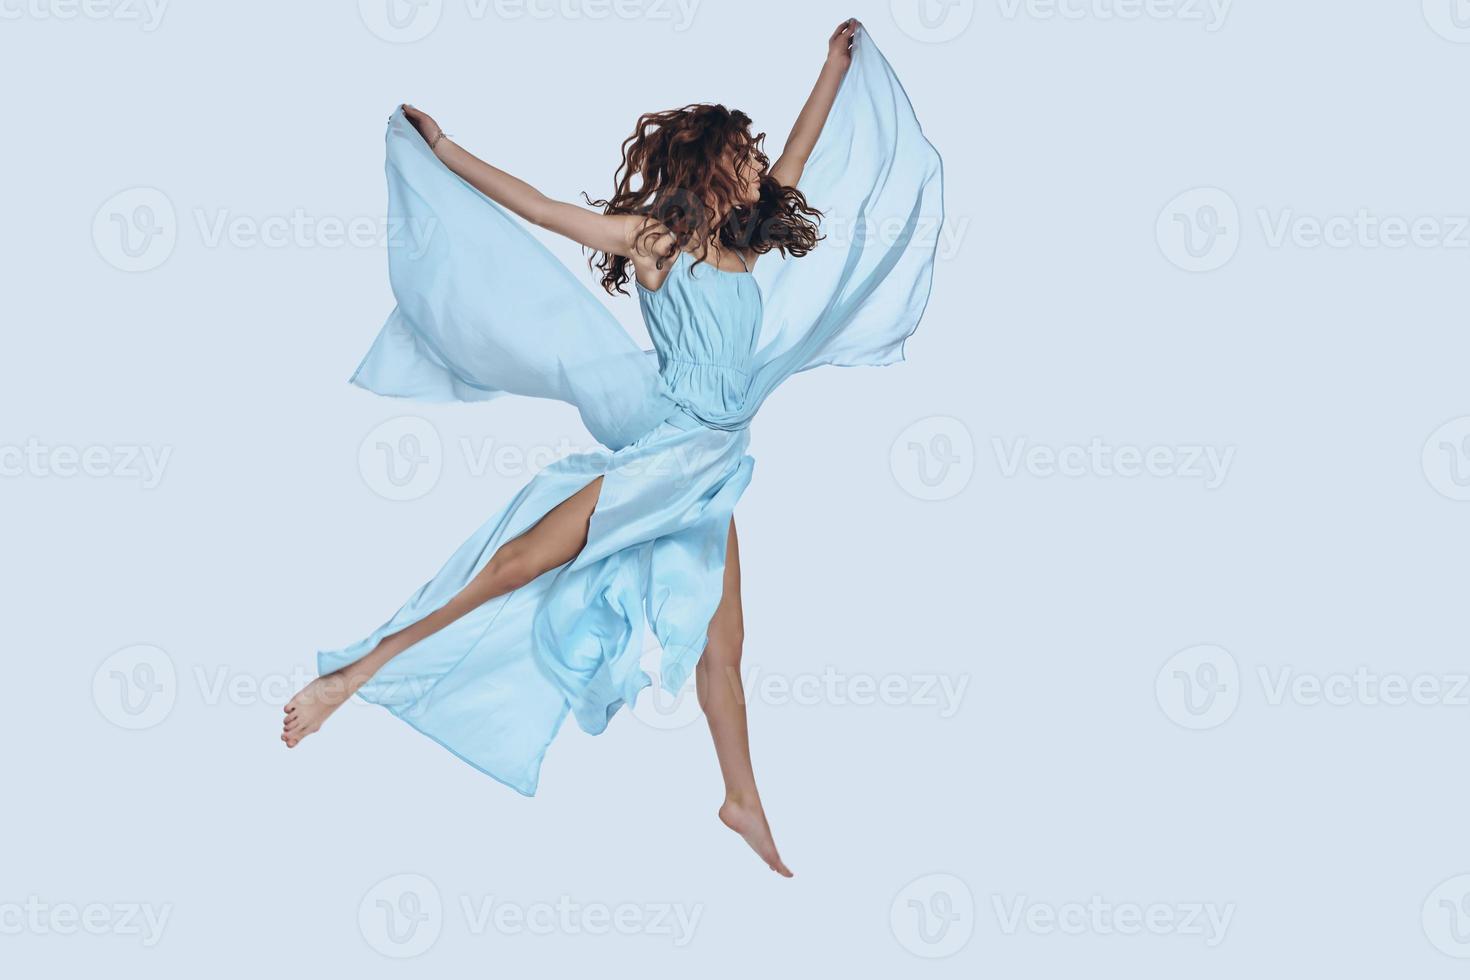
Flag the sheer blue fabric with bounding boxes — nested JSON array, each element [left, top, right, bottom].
[[350, 117, 677, 450], [322, 28, 942, 793]]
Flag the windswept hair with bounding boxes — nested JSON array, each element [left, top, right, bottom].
[[584, 103, 822, 294]]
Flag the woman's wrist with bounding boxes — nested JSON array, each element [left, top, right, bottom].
[[823, 54, 851, 76]]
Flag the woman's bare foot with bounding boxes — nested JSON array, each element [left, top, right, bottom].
[[719, 797, 793, 877], [281, 670, 359, 747]]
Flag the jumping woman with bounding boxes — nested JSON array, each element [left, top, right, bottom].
[[283, 20, 942, 877]]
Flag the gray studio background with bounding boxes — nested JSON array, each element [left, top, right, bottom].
[[3, 0, 1469, 975]]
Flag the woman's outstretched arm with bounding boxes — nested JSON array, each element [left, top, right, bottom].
[[769, 18, 859, 188], [402, 105, 644, 258]]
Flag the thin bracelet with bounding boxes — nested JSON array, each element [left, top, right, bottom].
[[429, 129, 449, 150]]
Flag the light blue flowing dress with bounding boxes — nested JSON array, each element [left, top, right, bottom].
[[319, 28, 943, 794]]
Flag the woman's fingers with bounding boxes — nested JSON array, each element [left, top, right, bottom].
[[400, 104, 442, 144], [829, 17, 859, 55]]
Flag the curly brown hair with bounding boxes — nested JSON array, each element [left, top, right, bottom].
[[583, 103, 823, 295]]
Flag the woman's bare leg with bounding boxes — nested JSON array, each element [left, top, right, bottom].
[[282, 477, 604, 747], [698, 518, 793, 877]]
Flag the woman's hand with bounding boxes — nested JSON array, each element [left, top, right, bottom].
[[401, 104, 446, 150], [826, 18, 860, 69]]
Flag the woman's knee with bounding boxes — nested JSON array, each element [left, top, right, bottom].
[[483, 541, 539, 593], [706, 616, 744, 664]]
